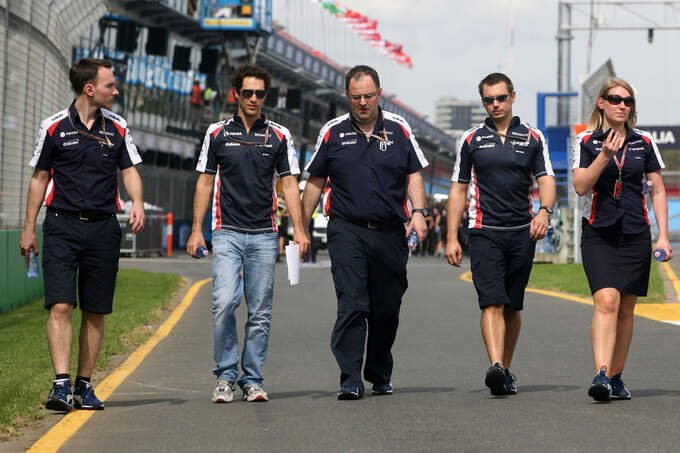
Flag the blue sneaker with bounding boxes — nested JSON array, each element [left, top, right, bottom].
[[588, 367, 612, 402], [337, 386, 362, 400], [73, 380, 104, 410], [45, 379, 73, 412], [485, 362, 507, 396], [371, 383, 393, 395], [504, 368, 518, 395], [610, 373, 631, 400]]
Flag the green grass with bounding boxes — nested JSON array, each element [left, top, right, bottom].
[[0, 269, 182, 440], [528, 261, 665, 303]]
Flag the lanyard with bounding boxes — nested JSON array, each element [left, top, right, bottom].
[[223, 122, 270, 146], [351, 121, 388, 143], [483, 124, 531, 143], [612, 144, 628, 175], [66, 110, 113, 148]]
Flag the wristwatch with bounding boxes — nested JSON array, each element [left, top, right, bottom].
[[412, 208, 429, 217], [539, 206, 552, 216]]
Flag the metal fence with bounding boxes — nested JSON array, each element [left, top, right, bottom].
[[0, 0, 108, 230]]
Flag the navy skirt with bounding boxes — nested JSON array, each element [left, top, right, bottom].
[[580, 219, 652, 296]]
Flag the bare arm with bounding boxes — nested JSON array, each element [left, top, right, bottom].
[[280, 175, 310, 257], [406, 171, 428, 241], [301, 176, 325, 226], [186, 173, 214, 258], [19, 168, 50, 264], [529, 175, 556, 241], [647, 170, 672, 261], [120, 166, 145, 233], [444, 182, 468, 267]]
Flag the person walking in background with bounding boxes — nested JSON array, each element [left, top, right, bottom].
[[20, 58, 145, 412], [302, 65, 428, 400], [573, 77, 671, 402], [187, 63, 309, 404], [446, 72, 555, 396]]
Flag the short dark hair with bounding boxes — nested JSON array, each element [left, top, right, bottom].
[[345, 65, 380, 92], [69, 58, 113, 94], [478, 72, 514, 97], [231, 63, 270, 92]]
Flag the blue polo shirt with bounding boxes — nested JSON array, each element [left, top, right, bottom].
[[196, 114, 300, 233], [573, 125, 664, 234], [29, 101, 141, 213], [452, 116, 554, 230], [305, 108, 429, 223]]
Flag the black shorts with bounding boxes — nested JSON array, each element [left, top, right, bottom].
[[42, 209, 122, 314], [469, 227, 535, 311], [580, 219, 651, 296]]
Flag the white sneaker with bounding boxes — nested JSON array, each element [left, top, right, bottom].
[[212, 380, 235, 403], [242, 384, 269, 402]]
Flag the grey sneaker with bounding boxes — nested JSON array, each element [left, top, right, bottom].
[[242, 384, 269, 402], [212, 379, 236, 403]]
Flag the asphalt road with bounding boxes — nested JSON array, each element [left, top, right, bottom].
[[38, 253, 680, 452]]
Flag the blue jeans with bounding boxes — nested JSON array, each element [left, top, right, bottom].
[[211, 229, 278, 389]]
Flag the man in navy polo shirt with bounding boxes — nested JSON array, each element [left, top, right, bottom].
[[301, 65, 429, 400], [187, 63, 310, 403], [20, 58, 145, 412], [445, 73, 556, 396]]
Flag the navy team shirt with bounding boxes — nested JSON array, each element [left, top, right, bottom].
[[452, 116, 554, 230], [196, 114, 300, 233], [305, 108, 429, 223], [30, 101, 141, 213], [573, 125, 664, 234]]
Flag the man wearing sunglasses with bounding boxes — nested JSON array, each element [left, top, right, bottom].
[[188, 63, 310, 404], [302, 65, 429, 400], [445, 72, 556, 396]]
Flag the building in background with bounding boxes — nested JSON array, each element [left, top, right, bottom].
[[434, 97, 485, 145]]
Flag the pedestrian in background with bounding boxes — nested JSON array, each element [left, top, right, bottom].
[[20, 58, 145, 412], [573, 77, 671, 401], [302, 65, 428, 400]]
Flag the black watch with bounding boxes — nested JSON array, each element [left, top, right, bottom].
[[412, 208, 429, 217], [539, 206, 552, 216]]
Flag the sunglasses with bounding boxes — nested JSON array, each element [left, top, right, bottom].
[[240, 89, 267, 99], [482, 94, 510, 104], [348, 92, 378, 102], [602, 94, 634, 107]]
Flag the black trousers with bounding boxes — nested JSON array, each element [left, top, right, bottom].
[[326, 219, 409, 393]]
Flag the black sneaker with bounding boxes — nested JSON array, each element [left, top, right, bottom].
[[337, 386, 362, 400], [45, 379, 73, 412], [485, 362, 507, 396], [610, 373, 631, 400], [371, 383, 393, 395], [504, 368, 518, 395], [588, 366, 612, 402], [73, 380, 104, 410]]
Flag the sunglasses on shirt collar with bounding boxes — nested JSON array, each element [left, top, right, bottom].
[[482, 94, 510, 104], [602, 94, 635, 107], [239, 89, 267, 99]]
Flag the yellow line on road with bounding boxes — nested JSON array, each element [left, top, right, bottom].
[[661, 262, 680, 303], [459, 270, 680, 323], [27, 278, 211, 453]]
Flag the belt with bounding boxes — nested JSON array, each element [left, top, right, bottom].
[[330, 216, 403, 230], [47, 207, 115, 222]]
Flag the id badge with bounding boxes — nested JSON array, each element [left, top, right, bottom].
[[613, 177, 623, 200]]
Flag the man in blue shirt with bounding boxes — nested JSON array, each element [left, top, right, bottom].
[[446, 73, 556, 396], [302, 65, 428, 400], [187, 63, 309, 403], [20, 58, 145, 412]]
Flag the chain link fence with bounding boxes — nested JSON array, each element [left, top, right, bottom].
[[0, 0, 107, 229]]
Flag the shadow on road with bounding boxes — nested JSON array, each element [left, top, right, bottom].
[[271, 386, 456, 400]]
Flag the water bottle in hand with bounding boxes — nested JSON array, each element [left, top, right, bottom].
[[407, 230, 419, 249], [27, 250, 39, 279], [196, 246, 209, 258], [642, 180, 653, 195], [653, 249, 666, 261]]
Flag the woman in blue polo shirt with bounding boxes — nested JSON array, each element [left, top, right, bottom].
[[572, 77, 671, 402]]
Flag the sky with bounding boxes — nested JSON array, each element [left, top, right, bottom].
[[277, 0, 680, 128]]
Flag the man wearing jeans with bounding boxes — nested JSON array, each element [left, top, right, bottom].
[[187, 63, 309, 403]]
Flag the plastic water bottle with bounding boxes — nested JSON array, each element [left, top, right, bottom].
[[407, 230, 419, 249], [196, 246, 209, 258], [642, 180, 653, 195], [27, 250, 39, 279], [653, 249, 666, 261]]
